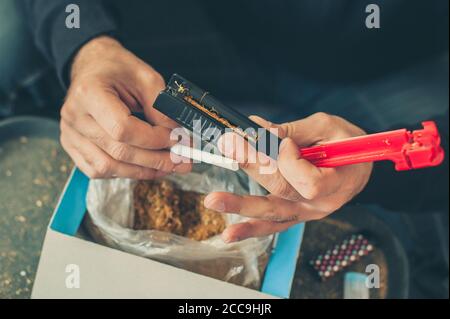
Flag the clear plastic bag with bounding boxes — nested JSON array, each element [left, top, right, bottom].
[[84, 165, 273, 289]]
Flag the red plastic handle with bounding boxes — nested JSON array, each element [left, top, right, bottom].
[[299, 121, 445, 171]]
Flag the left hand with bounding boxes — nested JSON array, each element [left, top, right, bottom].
[[204, 112, 373, 243]]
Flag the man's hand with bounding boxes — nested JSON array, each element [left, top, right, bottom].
[[60, 36, 191, 179], [204, 112, 373, 242]]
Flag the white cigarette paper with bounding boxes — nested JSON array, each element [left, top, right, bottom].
[[170, 144, 239, 172]]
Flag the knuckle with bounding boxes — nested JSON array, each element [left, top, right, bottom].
[[138, 69, 165, 89], [152, 73, 165, 88], [269, 179, 298, 200], [313, 112, 328, 120], [282, 122, 295, 138], [90, 131, 106, 146], [85, 167, 101, 179], [135, 168, 146, 180], [110, 120, 129, 142], [313, 112, 334, 125], [71, 81, 92, 98], [136, 168, 154, 180], [150, 72, 165, 88], [263, 205, 299, 223], [263, 211, 285, 222], [263, 212, 280, 222], [135, 168, 145, 181], [92, 158, 112, 177], [109, 143, 130, 162], [151, 158, 171, 171]]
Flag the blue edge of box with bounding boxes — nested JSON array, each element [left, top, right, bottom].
[[50, 168, 304, 298]]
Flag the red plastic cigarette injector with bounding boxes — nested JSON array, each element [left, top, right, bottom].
[[299, 121, 445, 171]]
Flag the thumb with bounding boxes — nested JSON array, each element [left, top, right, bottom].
[[249, 115, 273, 128], [250, 114, 324, 146], [279, 118, 325, 147], [278, 137, 322, 200], [135, 69, 178, 129], [249, 115, 286, 139]]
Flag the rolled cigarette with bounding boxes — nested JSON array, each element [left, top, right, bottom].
[[170, 144, 239, 172]]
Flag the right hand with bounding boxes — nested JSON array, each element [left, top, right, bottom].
[[205, 113, 372, 242], [60, 36, 192, 179]]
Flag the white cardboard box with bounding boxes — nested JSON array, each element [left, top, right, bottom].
[[32, 169, 304, 299]]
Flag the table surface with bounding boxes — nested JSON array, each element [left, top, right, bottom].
[[0, 135, 71, 298]]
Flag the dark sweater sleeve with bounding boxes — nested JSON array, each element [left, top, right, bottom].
[[355, 111, 449, 214], [21, 0, 117, 88]]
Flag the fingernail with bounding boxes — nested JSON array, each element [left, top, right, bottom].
[[222, 233, 239, 243], [170, 153, 184, 165], [249, 115, 270, 127], [172, 163, 191, 174], [249, 115, 261, 122], [178, 130, 192, 146]]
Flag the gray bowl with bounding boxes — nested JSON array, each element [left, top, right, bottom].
[[0, 116, 59, 142]]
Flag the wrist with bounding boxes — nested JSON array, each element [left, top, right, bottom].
[[70, 36, 122, 81]]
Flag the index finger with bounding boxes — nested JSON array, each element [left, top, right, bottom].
[[218, 132, 302, 201], [278, 137, 341, 199], [86, 89, 177, 149]]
